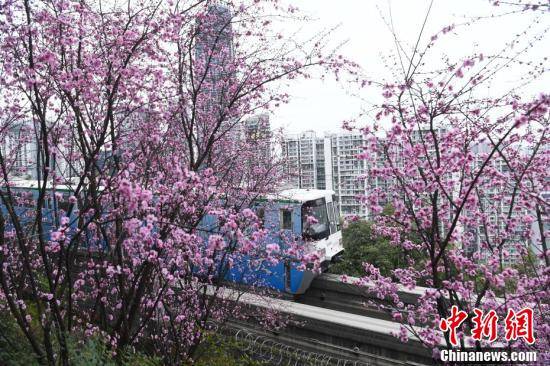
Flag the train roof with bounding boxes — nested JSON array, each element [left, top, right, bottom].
[[5, 180, 334, 204], [3, 178, 82, 192], [264, 189, 335, 203]]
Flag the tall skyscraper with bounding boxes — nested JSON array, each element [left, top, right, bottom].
[[194, 3, 234, 115], [243, 113, 272, 160], [281, 131, 367, 217], [329, 133, 368, 217], [282, 131, 323, 190]]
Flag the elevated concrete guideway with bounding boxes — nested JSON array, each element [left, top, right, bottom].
[[297, 273, 427, 319], [224, 284, 437, 365]]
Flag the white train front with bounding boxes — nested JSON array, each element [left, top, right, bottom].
[[224, 189, 344, 294]]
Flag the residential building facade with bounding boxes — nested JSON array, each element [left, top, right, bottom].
[[281, 131, 367, 218]]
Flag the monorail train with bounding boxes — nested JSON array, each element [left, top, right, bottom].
[[0, 179, 76, 226], [1, 180, 343, 295], [224, 189, 343, 294]]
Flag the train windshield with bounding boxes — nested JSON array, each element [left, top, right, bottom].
[[301, 198, 330, 241]]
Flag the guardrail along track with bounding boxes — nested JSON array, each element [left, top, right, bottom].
[[229, 286, 434, 365], [224, 321, 427, 366]]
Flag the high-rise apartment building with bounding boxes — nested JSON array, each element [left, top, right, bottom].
[[282, 128, 546, 267], [243, 113, 272, 157], [194, 3, 234, 117], [281, 131, 367, 217], [1, 122, 78, 180], [281, 131, 323, 189], [330, 133, 368, 217], [462, 142, 545, 267]]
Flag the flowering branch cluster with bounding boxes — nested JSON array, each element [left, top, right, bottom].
[[0, 0, 350, 363], [352, 3, 549, 360]]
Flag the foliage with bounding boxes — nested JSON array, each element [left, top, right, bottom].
[[0, 0, 351, 364], [348, 1, 549, 361], [191, 333, 263, 366], [0, 311, 257, 366], [330, 220, 406, 277], [0, 310, 38, 366], [0, 312, 161, 366]]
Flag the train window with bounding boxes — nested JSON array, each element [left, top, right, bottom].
[[256, 207, 265, 228], [332, 194, 341, 231], [327, 201, 337, 234], [302, 198, 330, 241], [57, 194, 71, 213], [280, 209, 293, 230]]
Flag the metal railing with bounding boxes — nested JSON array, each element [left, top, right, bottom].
[[232, 328, 371, 366]]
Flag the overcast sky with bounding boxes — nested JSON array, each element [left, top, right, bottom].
[[271, 0, 549, 134]]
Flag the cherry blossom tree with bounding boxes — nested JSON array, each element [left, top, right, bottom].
[[352, 1, 549, 361], [0, 0, 347, 364]]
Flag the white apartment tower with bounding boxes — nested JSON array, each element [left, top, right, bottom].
[[282, 131, 367, 218], [281, 131, 322, 189]]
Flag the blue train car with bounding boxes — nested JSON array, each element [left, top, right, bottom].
[[2, 180, 343, 295], [0, 179, 76, 230], [224, 189, 343, 294], [0, 179, 107, 251]]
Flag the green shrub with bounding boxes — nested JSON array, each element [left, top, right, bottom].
[[192, 333, 262, 366]]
